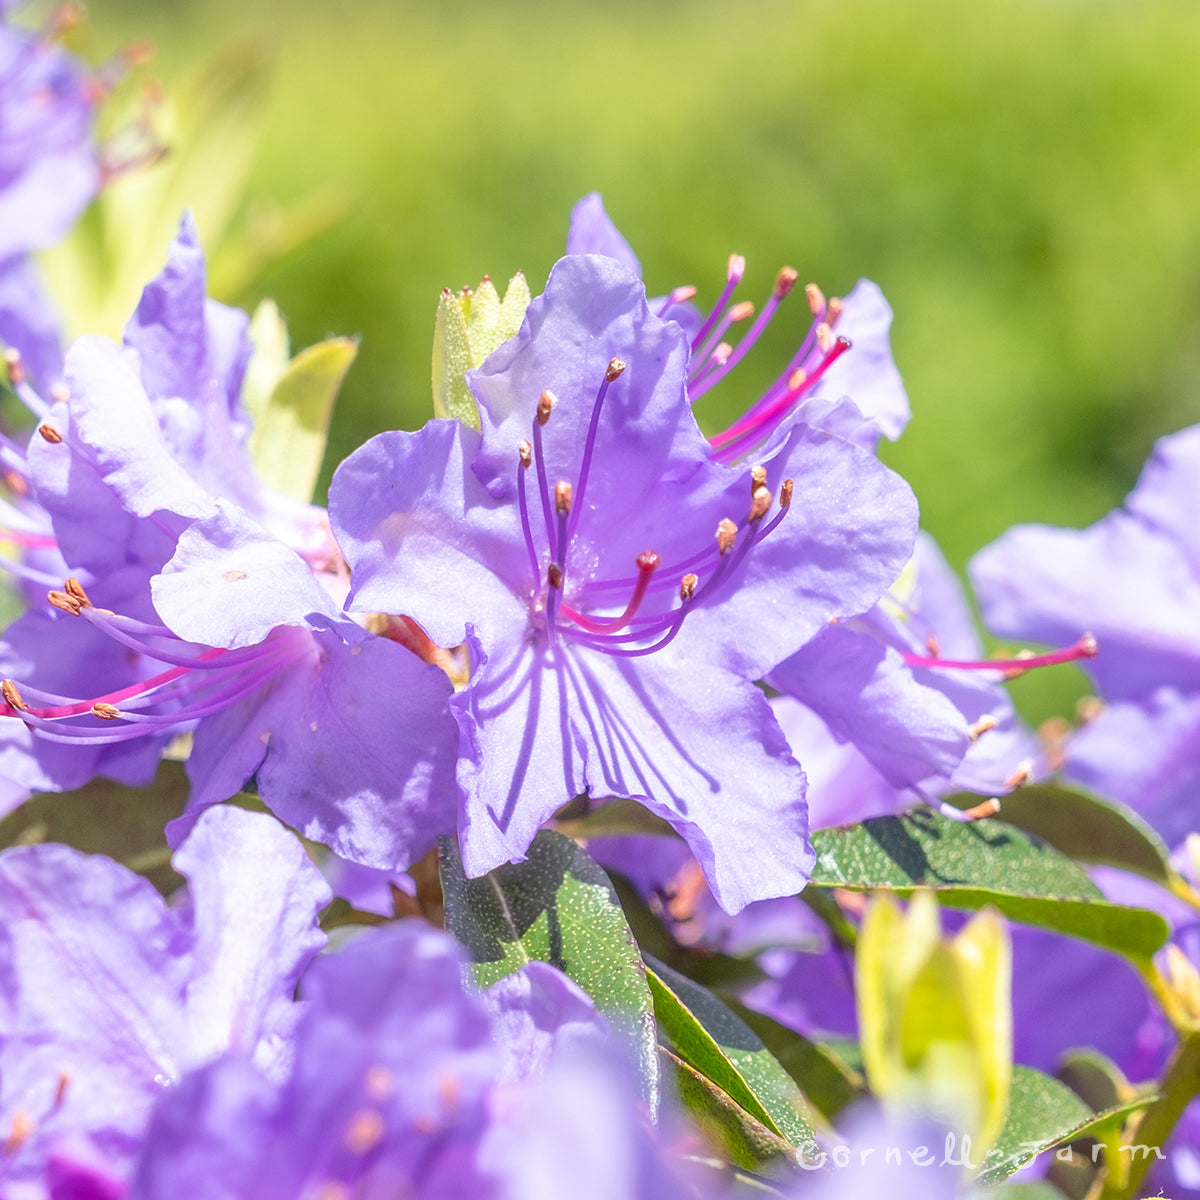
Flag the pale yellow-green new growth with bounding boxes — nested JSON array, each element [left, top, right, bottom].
[[432, 272, 531, 429], [857, 891, 1012, 1158], [243, 299, 357, 504]]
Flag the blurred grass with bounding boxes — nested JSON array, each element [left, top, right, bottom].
[[74, 0, 1200, 722]]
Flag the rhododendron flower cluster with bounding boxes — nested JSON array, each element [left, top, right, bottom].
[[1, 11, 1199, 1195]]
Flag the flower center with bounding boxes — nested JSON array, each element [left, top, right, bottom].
[[513, 360, 792, 656]]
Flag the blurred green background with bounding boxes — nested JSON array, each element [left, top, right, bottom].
[[48, 0, 1200, 715]]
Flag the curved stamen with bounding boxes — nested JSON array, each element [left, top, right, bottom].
[[561, 551, 660, 634], [901, 634, 1098, 677], [566, 358, 624, 547], [709, 336, 852, 459], [515, 441, 539, 582], [690, 254, 747, 357], [690, 267, 799, 402]]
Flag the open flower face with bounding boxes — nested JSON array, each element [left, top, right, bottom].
[[333, 254, 919, 913]]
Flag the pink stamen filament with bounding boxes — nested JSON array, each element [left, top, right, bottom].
[[901, 635, 1098, 674], [0, 528, 57, 550], [709, 337, 852, 455], [561, 554, 659, 634]]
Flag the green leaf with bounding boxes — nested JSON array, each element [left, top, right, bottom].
[[662, 1050, 796, 1172], [0, 761, 189, 894], [809, 811, 1169, 960], [556, 797, 678, 840], [725, 1000, 866, 1123], [438, 830, 658, 1105], [247, 336, 358, 503], [646, 958, 818, 1154], [978, 1065, 1155, 1184], [952, 783, 1173, 884]]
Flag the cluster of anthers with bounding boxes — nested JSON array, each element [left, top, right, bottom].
[[514, 356, 793, 656], [664, 258, 852, 464]]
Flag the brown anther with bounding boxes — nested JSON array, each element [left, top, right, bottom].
[[728, 253, 746, 280], [91, 703, 121, 720], [748, 486, 771, 524], [712, 342, 733, 366], [961, 798, 1001, 821], [827, 297, 844, 323], [2, 680, 27, 712], [779, 479, 794, 508], [925, 633, 941, 657], [680, 573, 698, 601], [536, 390, 556, 426], [54, 1070, 70, 1108], [1079, 632, 1099, 658], [774, 266, 799, 298], [547, 564, 563, 590], [3, 1110, 33, 1156], [670, 285, 698, 304], [605, 357, 626, 382], [47, 590, 83, 616], [727, 301, 755, 324], [1076, 695, 1104, 726], [716, 518, 737, 556], [65, 577, 91, 606], [816, 322, 835, 354], [805, 283, 826, 317], [49, 383, 69, 405], [750, 464, 767, 494], [554, 481, 572, 516], [967, 714, 998, 742], [636, 550, 661, 572], [1003, 759, 1034, 790], [4, 348, 24, 386], [37, 424, 63, 445], [518, 439, 532, 468], [343, 1109, 385, 1155], [787, 367, 808, 392]]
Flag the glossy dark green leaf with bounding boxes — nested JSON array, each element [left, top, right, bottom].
[[726, 1000, 866, 1122], [647, 958, 818, 1155], [978, 1065, 1155, 1184], [663, 1050, 795, 1172], [0, 760, 189, 894], [947, 784, 1172, 884], [439, 830, 658, 1104], [809, 812, 1168, 960], [556, 797, 678, 840]]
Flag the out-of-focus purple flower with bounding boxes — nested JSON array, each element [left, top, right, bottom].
[[0, 218, 460, 872], [566, 192, 910, 458], [0, 7, 100, 392], [971, 421, 1200, 851], [0, 805, 329, 1195], [0, 10, 98, 261], [332, 252, 919, 912], [118, 925, 699, 1200]]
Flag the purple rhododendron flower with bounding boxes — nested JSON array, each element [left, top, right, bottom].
[[971, 421, 1200, 851], [332, 252, 919, 912], [0, 10, 97, 261], [0, 8, 100, 390], [0, 805, 329, 1195], [114, 925, 698, 1200], [0, 217, 460, 872]]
